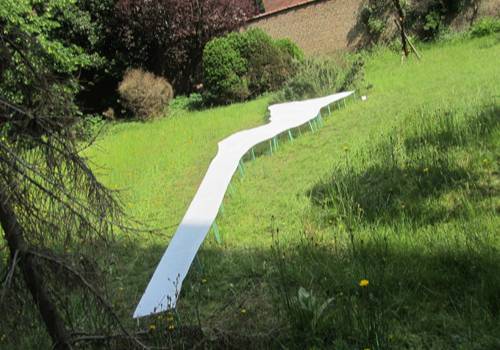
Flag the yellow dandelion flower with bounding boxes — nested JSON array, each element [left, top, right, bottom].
[[168, 324, 175, 331], [359, 279, 369, 287], [201, 278, 207, 284], [240, 308, 247, 314], [148, 324, 156, 332], [423, 167, 429, 173]]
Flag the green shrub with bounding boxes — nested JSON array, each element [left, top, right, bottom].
[[275, 38, 305, 62], [117, 69, 173, 120], [202, 28, 300, 104], [202, 37, 249, 104], [242, 29, 296, 96], [470, 17, 500, 38], [273, 55, 364, 103]]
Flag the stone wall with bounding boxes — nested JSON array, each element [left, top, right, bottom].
[[246, 0, 500, 55]]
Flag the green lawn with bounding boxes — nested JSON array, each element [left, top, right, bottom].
[[86, 35, 500, 349]]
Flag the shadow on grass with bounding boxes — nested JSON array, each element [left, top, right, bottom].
[[103, 226, 500, 349], [308, 105, 499, 227], [309, 159, 477, 226], [403, 105, 500, 153]]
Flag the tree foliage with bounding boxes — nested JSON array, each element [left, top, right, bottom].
[[0, 0, 103, 109], [0, 1, 138, 348], [115, 0, 258, 93]]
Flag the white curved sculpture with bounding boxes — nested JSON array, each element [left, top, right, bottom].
[[133, 91, 354, 318]]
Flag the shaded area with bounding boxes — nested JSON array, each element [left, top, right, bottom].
[[308, 105, 499, 227], [75, 221, 500, 349]]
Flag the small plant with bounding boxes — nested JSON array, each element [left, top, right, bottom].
[[293, 287, 334, 335], [273, 55, 364, 103], [118, 69, 173, 120], [423, 10, 443, 38], [470, 17, 500, 37]]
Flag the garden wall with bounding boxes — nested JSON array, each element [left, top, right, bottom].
[[246, 0, 500, 55]]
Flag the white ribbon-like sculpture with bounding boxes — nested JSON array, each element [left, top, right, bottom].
[[134, 91, 354, 318]]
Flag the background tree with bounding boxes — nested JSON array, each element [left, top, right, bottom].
[[115, 0, 258, 93]]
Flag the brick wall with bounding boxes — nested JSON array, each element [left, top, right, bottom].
[[247, 0, 500, 55], [248, 0, 366, 55]]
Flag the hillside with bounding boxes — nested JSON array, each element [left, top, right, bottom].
[[85, 35, 500, 349]]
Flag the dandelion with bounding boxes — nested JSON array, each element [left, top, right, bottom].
[[148, 324, 156, 332], [359, 279, 369, 287], [423, 167, 429, 173], [240, 308, 247, 314], [201, 278, 207, 284], [167, 324, 175, 331]]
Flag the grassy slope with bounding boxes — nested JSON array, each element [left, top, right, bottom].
[[87, 36, 500, 348]]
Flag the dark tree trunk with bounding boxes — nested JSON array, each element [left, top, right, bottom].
[[392, 0, 409, 57], [0, 188, 71, 350]]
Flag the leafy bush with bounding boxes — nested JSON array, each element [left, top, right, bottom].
[[118, 69, 173, 120], [275, 38, 305, 62], [241, 29, 297, 96], [470, 17, 500, 37], [273, 55, 364, 103], [203, 29, 302, 104], [202, 38, 249, 104]]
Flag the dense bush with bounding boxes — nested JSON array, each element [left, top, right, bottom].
[[275, 38, 305, 62], [118, 69, 173, 120], [203, 29, 302, 104], [273, 55, 364, 103], [202, 38, 250, 103], [470, 17, 500, 37], [241, 29, 297, 96]]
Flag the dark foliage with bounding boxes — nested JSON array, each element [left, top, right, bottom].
[[115, 0, 258, 94]]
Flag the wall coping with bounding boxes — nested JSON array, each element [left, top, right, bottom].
[[248, 0, 329, 22]]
